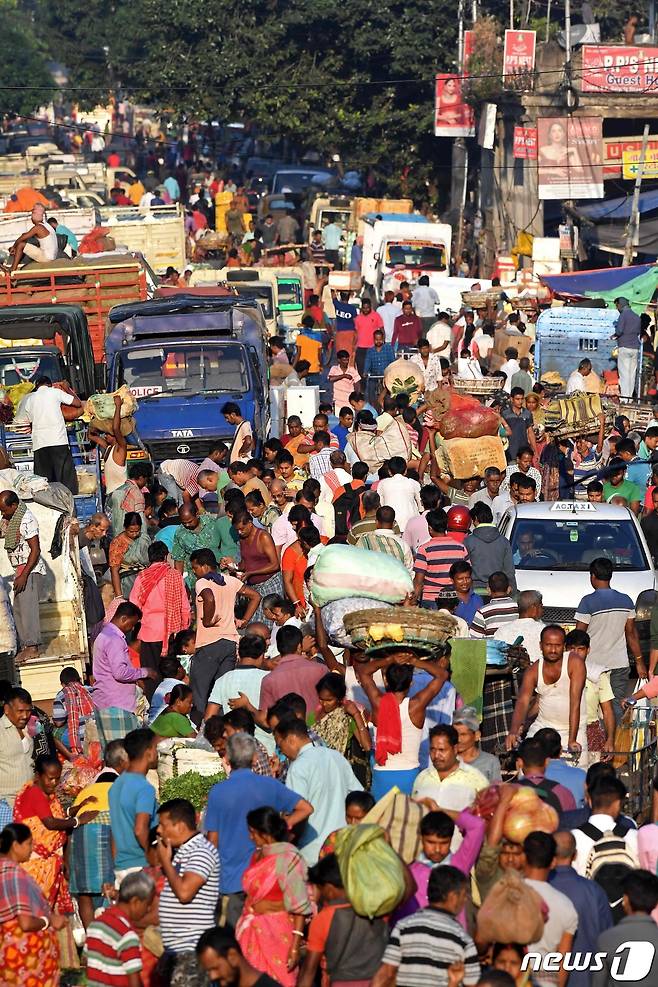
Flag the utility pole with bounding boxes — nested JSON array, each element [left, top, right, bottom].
[[623, 123, 650, 266]]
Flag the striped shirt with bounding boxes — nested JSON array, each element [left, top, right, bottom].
[[309, 447, 334, 479], [469, 596, 519, 638], [414, 536, 469, 602], [501, 463, 542, 493], [159, 833, 220, 953], [160, 459, 201, 496], [86, 904, 142, 986], [383, 906, 481, 987], [357, 529, 414, 573]]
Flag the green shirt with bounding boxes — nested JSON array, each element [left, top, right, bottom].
[[151, 710, 195, 738], [215, 515, 240, 559], [171, 513, 225, 585], [602, 478, 642, 504]]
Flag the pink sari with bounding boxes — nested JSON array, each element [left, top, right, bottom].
[[236, 843, 311, 987]]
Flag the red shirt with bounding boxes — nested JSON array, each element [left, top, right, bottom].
[[354, 311, 384, 348], [86, 904, 142, 986], [392, 313, 423, 346]]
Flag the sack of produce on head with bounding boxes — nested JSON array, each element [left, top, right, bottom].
[[84, 384, 137, 423], [383, 357, 425, 399], [335, 823, 406, 918], [502, 786, 559, 844], [89, 414, 137, 436], [476, 869, 545, 945], [438, 391, 500, 440], [321, 597, 392, 646], [309, 543, 413, 608], [440, 435, 507, 479]]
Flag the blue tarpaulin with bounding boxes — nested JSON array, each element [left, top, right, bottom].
[[577, 189, 658, 221]]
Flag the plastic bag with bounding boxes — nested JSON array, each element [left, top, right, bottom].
[[383, 358, 425, 398], [476, 869, 544, 945], [335, 823, 406, 918], [310, 544, 413, 608], [438, 391, 500, 440]]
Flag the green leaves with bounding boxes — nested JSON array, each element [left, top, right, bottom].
[[159, 769, 226, 811]]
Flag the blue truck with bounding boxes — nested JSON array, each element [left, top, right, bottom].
[[105, 294, 270, 463]]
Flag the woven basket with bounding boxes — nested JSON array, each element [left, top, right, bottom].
[[605, 398, 655, 431], [342, 607, 457, 655], [453, 378, 502, 396]]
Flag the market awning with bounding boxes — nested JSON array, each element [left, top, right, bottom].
[[540, 264, 658, 313]]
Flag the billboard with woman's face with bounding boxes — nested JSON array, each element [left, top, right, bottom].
[[537, 116, 603, 199], [434, 74, 475, 137]]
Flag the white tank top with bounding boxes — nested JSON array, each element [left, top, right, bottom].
[[528, 657, 587, 749], [104, 444, 128, 495], [39, 222, 59, 261], [377, 696, 423, 772]]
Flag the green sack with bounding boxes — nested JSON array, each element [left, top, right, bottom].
[[334, 823, 406, 918]]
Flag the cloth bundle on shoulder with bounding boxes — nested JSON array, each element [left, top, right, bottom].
[[346, 416, 412, 472], [309, 544, 413, 608], [334, 823, 406, 918], [476, 869, 545, 945]]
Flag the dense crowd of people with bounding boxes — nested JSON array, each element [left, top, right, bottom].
[[3, 271, 658, 987]]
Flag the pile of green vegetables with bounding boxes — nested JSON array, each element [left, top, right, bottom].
[[160, 770, 226, 811]]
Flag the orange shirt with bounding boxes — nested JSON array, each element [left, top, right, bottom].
[[281, 543, 307, 604]]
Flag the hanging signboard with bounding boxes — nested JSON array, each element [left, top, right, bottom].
[[434, 74, 475, 137], [622, 148, 658, 180], [503, 30, 537, 81], [603, 136, 658, 177], [537, 116, 604, 199], [581, 45, 658, 93], [513, 126, 538, 159]]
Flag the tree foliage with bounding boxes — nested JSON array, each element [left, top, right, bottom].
[[0, 2, 53, 116], [38, 0, 463, 200]]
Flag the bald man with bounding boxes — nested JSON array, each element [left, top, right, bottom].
[[5, 204, 59, 272], [549, 830, 613, 979]]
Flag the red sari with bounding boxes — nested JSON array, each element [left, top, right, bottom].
[[13, 783, 73, 914]]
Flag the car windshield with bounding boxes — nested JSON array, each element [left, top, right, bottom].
[[0, 350, 62, 387], [277, 279, 303, 309], [273, 172, 325, 193], [118, 343, 248, 396], [510, 518, 648, 571], [385, 242, 446, 269]]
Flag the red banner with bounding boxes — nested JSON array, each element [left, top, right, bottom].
[[434, 74, 475, 137], [503, 30, 536, 78], [463, 30, 475, 73], [581, 45, 658, 93], [513, 126, 538, 159]]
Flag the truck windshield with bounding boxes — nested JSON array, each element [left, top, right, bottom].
[[386, 242, 446, 269], [118, 343, 248, 396], [0, 350, 62, 387], [510, 518, 648, 571], [234, 287, 274, 320], [277, 279, 303, 310]]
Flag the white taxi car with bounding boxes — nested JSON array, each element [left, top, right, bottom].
[[498, 501, 656, 626]]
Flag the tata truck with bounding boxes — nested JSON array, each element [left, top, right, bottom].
[[361, 214, 452, 304], [105, 295, 269, 463]]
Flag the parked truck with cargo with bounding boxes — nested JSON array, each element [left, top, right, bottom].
[[361, 214, 452, 304]]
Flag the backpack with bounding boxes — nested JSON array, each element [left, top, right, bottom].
[[578, 821, 637, 917], [518, 776, 563, 815], [333, 483, 363, 540]]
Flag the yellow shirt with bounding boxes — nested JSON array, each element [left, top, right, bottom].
[[586, 672, 614, 725], [412, 761, 488, 811], [296, 334, 323, 374], [72, 780, 113, 812], [128, 181, 145, 205]]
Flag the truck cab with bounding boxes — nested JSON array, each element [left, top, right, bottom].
[[188, 269, 278, 337], [210, 267, 304, 340], [0, 304, 101, 522], [361, 214, 452, 304], [106, 296, 270, 464]]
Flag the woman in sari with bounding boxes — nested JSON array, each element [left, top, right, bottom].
[[237, 806, 312, 987], [309, 672, 372, 788], [108, 511, 150, 599], [0, 822, 64, 987], [13, 754, 98, 913]]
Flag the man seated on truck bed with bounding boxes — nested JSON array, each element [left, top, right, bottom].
[[3, 203, 59, 273]]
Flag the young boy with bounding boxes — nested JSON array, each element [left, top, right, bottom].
[[299, 853, 388, 987], [54, 666, 94, 756], [86, 871, 155, 987], [334, 407, 354, 452], [565, 628, 615, 760], [294, 315, 324, 387]]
